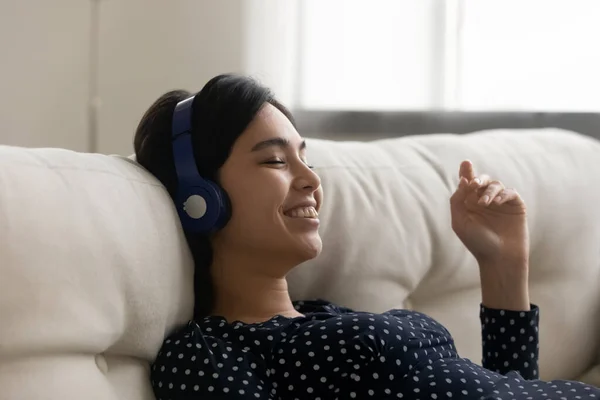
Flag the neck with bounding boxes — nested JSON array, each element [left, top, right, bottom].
[[209, 248, 302, 324]]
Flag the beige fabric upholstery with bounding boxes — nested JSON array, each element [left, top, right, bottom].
[[1, 128, 599, 399]]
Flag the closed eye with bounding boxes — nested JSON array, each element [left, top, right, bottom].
[[262, 159, 314, 168]]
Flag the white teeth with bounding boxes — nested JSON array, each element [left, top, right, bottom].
[[286, 206, 318, 218]]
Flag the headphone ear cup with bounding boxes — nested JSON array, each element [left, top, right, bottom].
[[176, 179, 230, 234], [206, 180, 231, 230]]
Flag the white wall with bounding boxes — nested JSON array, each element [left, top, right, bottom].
[[0, 0, 267, 155], [0, 0, 91, 151], [97, 0, 246, 155]]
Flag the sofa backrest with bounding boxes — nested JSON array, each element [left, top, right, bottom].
[[292, 128, 600, 385], [1, 128, 598, 400]]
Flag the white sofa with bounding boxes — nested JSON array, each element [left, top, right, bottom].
[[1, 128, 599, 400]]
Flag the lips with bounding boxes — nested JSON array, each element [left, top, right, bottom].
[[284, 206, 319, 219]]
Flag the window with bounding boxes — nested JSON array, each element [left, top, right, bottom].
[[293, 0, 600, 111]]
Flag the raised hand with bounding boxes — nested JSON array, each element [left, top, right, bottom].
[[450, 160, 530, 310]]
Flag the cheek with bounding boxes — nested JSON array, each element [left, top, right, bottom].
[[225, 175, 288, 222]]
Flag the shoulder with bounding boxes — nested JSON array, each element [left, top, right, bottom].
[[151, 321, 213, 370], [150, 320, 268, 396]]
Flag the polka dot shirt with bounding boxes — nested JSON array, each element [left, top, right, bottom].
[[151, 300, 599, 399]]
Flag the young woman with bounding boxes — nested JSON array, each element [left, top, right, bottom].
[[135, 74, 599, 399]]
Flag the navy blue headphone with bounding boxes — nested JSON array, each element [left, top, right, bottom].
[[171, 95, 230, 234]]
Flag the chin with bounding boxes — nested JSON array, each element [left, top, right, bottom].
[[277, 215, 323, 263], [294, 235, 323, 263]]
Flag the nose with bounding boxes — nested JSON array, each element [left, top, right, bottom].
[[294, 163, 321, 193]]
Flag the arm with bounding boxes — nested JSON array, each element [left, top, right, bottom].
[[396, 342, 600, 399], [480, 303, 540, 379], [478, 259, 530, 312], [449, 162, 540, 379], [342, 312, 599, 399], [477, 257, 539, 379]]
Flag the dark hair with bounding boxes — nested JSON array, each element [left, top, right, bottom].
[[134, 74, 295, 319]]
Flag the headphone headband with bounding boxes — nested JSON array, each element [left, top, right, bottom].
[[171, 96, 199, 182]]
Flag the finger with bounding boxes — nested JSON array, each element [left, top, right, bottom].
[[450, 177, 470, 207], [478, 181, 505, 206], [469, 174, 491, 191], [492, 188, 522, 205], [459, 160, 475, 182]]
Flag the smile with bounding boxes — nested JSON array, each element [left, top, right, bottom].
[[283, 206, 319, 219]]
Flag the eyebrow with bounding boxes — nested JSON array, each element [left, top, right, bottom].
[[251, 137, 307, 152]]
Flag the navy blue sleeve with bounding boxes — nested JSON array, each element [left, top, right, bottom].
[[350, 308, 600, 399], [480, 304, 540, 379]]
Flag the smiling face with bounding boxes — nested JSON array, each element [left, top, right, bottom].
[[212, 103, 323, 272]]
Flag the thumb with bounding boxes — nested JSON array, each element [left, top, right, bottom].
[[450, 177, 470, 235], [459, 160, 475, 181], [450, 176, 469, 208]]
